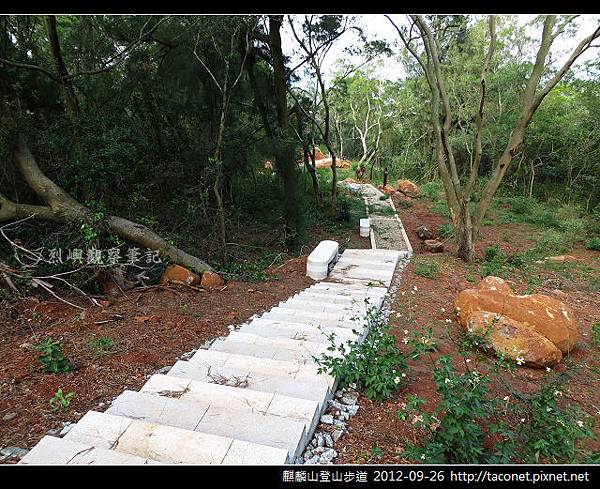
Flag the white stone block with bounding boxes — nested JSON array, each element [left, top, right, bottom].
[[106, 390, 208, 431], [359, 218, 370, 237], [222, 439, 289, 465], [64, 411, 133, 450], [115, 419, 233, 464], [307, 240, 339, 280]]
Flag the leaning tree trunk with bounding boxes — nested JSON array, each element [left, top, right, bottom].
[[0, 135, 212, 274]]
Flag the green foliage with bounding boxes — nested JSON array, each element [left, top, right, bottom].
[[401, 355, 596, 464], [592, 323, 600, 349], [35, 338, 72, 373], [514, 383, 595, 463], [218, 250, 282, 282], [402, 355, 500, 464], [438, 223, 455, 239], [86, 336, 117, 358], [315, 301, 407, 402], [585, 237, 600, 251], [420, 181, 442, 200], [49, 388, 74, 413], [413, 257, 440, 279]]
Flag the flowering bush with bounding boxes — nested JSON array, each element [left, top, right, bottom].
[[315, 301, 407, 402], [399, 354, 596, 464]]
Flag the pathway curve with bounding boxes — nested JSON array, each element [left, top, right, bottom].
[[20, 188, 412, 465]]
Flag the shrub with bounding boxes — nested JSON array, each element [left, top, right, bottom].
[[420, 181, 442, 200], [592, 322, 600, 348], [35, 338, 72, 373], [315, 301, 407, 401], [535, 229, 568, 255], [413, 258, 440, 279], [585, 237, 600, 251], [87, 336, 117, 358], [49, 388, 74, 413], [401, 355, 503, 464], [438, 223, 455, 239]]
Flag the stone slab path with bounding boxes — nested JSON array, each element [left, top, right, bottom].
[[20, 191, 412, 465], [342, 182, 413, 255]]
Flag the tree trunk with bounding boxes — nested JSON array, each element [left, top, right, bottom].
[[1, 135, 212, 274], [44, 15, 80, 125], [454, 203, 474, 262]]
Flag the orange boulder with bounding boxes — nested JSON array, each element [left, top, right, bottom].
[[455, 277, 577, 354], [396, 179, 420, 198], [160, 264, 202, 286], [465, 311, 562, 368], [201, 271, 225, 289]]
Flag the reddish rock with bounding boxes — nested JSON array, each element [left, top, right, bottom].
[[343, 177, 359, 184], [314, 146, 326, 160], [160, 264, 202, 286], [466, 311, 563, 368], [380, 184, 396, 196], [315, 157, 351, 169], [396, 179, 420, 198], [423, 239, 444, 253], [475, 276, 514, 295], [201, 271, 225, 289], [455, 277, 577, 353], [544, 255, 579, 264]]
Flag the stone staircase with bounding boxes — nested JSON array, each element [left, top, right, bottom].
[[20, 248, 403, 465]]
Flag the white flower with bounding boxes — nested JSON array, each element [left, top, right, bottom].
[[554, 390, 562, 397], [396, 312, 402, 318], [441, 307, 446, 312], [401, 373, 407, 378], [402, 337, 409, 344], [404, 329, 409, 335], [456, 306, 461, 311], [546, 407, 552, 412], [444, 378, 451, 384], [516, 356, 525, 366], [394, 376, 401, 384], [445, 319, 451, 323], [401, 291, 406, 296], [420, 454, 426, 460], [465, 358, 472, 363], [503, 396, 510, 401], [413, 286, 418, 291], [546, 367, 552, 372], [577, 420, 584, 428], [520, 418, 526, 423], [411, 290, 415, 295]]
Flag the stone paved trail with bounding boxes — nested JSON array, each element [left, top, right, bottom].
[[20, 191, 412, 465], [343, 182, 413, 254]]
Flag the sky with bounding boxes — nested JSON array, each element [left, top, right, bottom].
[[281, 14, 600, 85]]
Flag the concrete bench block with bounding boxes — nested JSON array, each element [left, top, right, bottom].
[[307, 240, 339, 280]]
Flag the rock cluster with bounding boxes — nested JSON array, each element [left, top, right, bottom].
[[396, 179, 420, 198], [455, 276, 577, 367], [296, 387, 359, 465]]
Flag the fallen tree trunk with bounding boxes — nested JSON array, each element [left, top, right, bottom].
[[0, 134, 212, 274]]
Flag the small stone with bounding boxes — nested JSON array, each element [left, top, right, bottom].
[[303, 449, 314, 461], [201, 270, 225, 289], [313, 447, 326, 455], [2, 413, 17, 422], [332, 430, 344, 442], [333, 419, 345, 428], [180, 349, 197, 360], [305, 455, 321, 465], [59, 422, 75, 437], [324, 433, 334, 448], [228, 325, 235, 332], [341, 396, 357, 406], [319, 448, 337, 464], [294, 456, 303, 465], [334, 390, 344, 398], [338, 412, 350, 421], [0, 446, 29, 461], [424, 239, 444, 253], [320, 414, 334, 424], [346, 405, 359, 416], [316, 432, 325, 448]]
